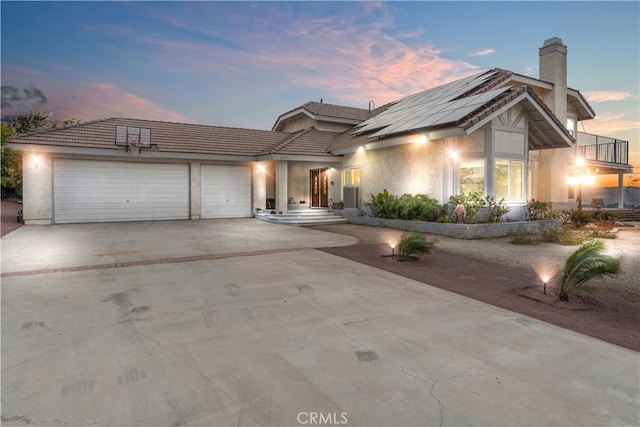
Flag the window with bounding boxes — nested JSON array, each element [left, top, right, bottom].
[[495, 160, 524, 201], [342, 167, 360, 186], [459, 159, 485, 194], [566, 118, 576, 136]]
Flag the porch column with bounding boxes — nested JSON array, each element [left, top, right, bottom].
[[252, 162, 267, 212], [618, 172, 624, 208], [275, 160, 288, 213]]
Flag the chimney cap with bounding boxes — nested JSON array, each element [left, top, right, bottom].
[[542, 37, 566, 47], [540, 37, 567, 56]]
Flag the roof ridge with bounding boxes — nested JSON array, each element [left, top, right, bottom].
[[12, 117, 114, 138], [259, 127, 315, 155]]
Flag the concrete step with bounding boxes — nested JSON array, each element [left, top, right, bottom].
[[256, 210, 348, 226]]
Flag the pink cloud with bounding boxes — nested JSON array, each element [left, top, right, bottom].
[[585, 91, 631, 103], [582, 113, 640, 134], [135, 5, 481, 108], [1, 64, 192, 123]]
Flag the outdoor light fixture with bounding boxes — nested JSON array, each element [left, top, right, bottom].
[[256, 164, 266, 173], [32, 155, 43, 169], [390, 243, 395, 259], [543, 280, 547, 295], [416, 134, 427, 144], [568, 156, 594, 210], [357, 146, 365, 154], [448, 150, 458, 161]]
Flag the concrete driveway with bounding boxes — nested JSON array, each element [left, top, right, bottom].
[[2, 220, 638, 426]]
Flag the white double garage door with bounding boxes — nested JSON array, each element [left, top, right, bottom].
[[53, 159, 251, 223]]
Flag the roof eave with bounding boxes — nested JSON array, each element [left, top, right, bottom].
[[463, 90, 574, 149]]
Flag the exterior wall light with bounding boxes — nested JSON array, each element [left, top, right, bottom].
[[32, 154, 43, 169], [256, 164, 266, 173], [357, 146, 365, 154]]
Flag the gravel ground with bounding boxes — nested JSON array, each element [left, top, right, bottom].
[[311, 223, 640, 351]]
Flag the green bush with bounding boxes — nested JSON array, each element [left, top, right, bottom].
[[526, 199, 555, 220], [370, 191, 441, 222], [558, 240, 620, 301], [370, 189, 398, 218], [397, 231, 437, 261], [448, 192, 486, 223], [569, 209, 593, 228], [485, 195, 510, 223]]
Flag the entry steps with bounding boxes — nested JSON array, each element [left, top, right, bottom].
[[256, 208, 348, 226]]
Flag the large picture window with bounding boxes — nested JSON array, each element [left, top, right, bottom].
[[495, 159, 524, 201], [459, 159, 485, 194]]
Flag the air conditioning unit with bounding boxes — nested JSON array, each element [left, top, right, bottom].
[[343, 186, 360, 209]]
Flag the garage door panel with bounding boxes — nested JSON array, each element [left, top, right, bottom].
[[201, 165, 251, 219], [53, 159, 189, 223]]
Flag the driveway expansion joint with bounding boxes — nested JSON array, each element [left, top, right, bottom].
[[1, 247, 312, 278]]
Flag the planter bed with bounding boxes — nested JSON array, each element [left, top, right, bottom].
[[336, 210, 560, 239]]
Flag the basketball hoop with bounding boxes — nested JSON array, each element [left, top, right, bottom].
[[115, 125, 152, 152], [128, 141, 141, 154]]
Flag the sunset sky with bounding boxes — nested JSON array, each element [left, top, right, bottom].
[[2, 1, 638, 185]]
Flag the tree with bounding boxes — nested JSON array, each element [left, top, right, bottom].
[[10, 111, 51, 134], [558, 240, 620, 302], [1, 111, 81, 199], [1, 123, 22, 198]]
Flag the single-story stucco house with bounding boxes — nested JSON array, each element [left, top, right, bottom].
[[9, 37, 633, 225]]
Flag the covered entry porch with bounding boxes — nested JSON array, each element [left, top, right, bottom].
[[252, 158, 343, 214]]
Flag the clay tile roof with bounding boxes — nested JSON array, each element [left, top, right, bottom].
[[300, 101, 372, 121], [260, 127, 337, 156], [10, 117, 293, 156]]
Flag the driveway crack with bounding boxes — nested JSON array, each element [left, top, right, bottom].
[[393, 358, 444, 427]]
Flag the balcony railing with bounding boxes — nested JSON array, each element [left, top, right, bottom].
[[576, 132, 629, 165]]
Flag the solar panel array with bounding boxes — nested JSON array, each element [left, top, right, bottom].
[[353, 70, 506, 138]]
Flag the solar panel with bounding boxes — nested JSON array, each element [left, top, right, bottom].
[[359, 72, 507, 138]]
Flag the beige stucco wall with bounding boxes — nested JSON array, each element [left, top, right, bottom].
[[22, 152, 53, 224], [342, 139, 445, 206], [278, 115, 356, 133]]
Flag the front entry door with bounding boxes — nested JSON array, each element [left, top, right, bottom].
[[310, 169, 329, 208]]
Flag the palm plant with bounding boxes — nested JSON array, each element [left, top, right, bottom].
[[558, 240, 620, 301], [397, 231, 436, 261]]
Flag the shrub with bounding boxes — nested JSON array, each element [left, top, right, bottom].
[[485, 195, 510, 223], [370, 189, 398, 218], [448, 192, 486, 223], [510, 227, 540, 245], [569, 209, 593, 228], [397, 231, 436, 261], [415, 194, 441, 222], [370, 191, 442, 222], [589, 230, 617, 239], [526, 199, 555, 220], [558, 240, 621, 301]]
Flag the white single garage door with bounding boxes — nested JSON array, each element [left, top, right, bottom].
[[201, 165, 251, 219], [53, 159, 190, 223]]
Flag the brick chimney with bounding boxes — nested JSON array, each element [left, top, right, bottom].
[[539, 37, 567, 124]]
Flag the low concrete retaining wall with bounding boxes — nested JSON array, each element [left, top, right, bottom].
[[336, 210, 560, 239]]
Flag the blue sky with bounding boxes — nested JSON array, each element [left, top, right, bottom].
[[1, 1, 638, 175]]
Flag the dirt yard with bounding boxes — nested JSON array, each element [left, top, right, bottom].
[[312, 223, 640, 352], [1, 201, 23, 237]]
